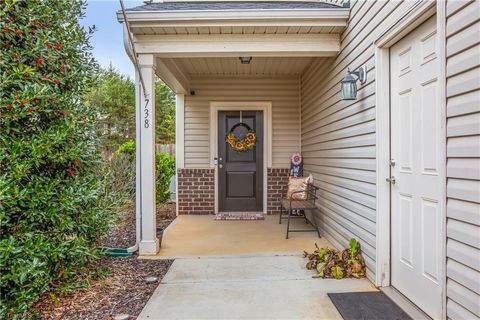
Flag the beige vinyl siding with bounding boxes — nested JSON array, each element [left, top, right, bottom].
[[445, 1, 480, 319], [300, 0, 422, 280], [184, 76, 300, 168]]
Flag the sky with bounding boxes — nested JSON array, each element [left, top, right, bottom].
[[80, 0, 143, 80]]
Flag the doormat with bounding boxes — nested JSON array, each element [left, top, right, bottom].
[[214, 212, 265, 220], [328, 292, 412, 320]]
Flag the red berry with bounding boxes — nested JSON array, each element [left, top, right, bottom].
[[59, 64, 65, 72], [2, 26, 9, 32], [36, 57, 43, 64], [53, 79, 60, 84], [27, 107, 34, 113], [15, 28, 22, 36], [68, 169, 75, 176], [55, 43, 62, 49]]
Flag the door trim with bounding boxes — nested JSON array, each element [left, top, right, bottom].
[[209, 101, 272, 214], [374, 2, 446, 318]]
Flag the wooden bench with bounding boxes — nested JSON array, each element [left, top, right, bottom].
[[279, 182, 321, 239]]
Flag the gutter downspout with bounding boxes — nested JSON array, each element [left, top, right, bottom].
[[121, 23, 140, 254], [119, 0, 146, 253]]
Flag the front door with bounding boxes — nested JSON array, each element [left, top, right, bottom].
[[390, 16, 442, 319], [218, 111, 263, 212]]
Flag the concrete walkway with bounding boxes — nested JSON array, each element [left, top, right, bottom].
[[138, 255, 376, 319]]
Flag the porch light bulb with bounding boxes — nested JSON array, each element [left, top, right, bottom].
[[340, 70, 358, 100], [239, 57, 252, 64]]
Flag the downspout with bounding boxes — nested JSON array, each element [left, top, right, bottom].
[[119, 0, 149, 254], [121, 22, 140, 254]]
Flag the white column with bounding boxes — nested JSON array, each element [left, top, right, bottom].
[[175, 94, 185, 216], [136, 54, 159, 255]]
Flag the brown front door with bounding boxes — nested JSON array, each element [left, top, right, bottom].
[[218, 111, 263, 212]]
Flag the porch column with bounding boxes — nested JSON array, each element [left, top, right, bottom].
[[175, 94, 185, 216], [136, 54, 159, 255]]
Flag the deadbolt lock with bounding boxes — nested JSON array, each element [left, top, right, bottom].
[[386, 176, 396, 184]]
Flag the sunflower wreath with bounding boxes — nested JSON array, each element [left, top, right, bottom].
[[226, 122, 257, 152]]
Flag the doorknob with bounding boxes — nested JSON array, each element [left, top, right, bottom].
[[219, 164, 223, 169], [389, 159, 396, 167], [386, 176, 396, 184]]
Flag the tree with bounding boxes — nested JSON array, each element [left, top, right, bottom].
[[155, 79, 175, 144], [84, 65, 135, 154], [0, 0, 113, 316], [85, 68, 175, 153]]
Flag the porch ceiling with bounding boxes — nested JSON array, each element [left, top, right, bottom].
[[173, 57, 315, 76], [154, 56, 326, 93]]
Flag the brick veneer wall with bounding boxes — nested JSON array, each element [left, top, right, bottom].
[[267, 168, 290, 214], [177, 168, 214, 215], [177, 167, 289, 215]]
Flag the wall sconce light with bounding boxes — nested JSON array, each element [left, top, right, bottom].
[[340, 65, 367, 100], [239, 56, 252, 64]]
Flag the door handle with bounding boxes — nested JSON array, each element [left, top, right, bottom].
[[386, 176, 396, 184], [219, 164, 223, 169]]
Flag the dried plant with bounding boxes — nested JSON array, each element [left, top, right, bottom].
[[303, 238, 366, 280]]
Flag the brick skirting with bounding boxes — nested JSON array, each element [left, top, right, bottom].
[[267, 168, 290, 214], [177, 168, 214, 215], [177, 167, 289, 215]]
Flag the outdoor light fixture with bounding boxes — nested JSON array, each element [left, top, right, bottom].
[[239, 56, 252, 64], [340, 65, 367, 100]]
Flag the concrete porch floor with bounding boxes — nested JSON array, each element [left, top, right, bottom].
[[153, 215, 331, 258]]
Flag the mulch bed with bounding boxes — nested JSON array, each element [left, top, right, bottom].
[[31, 203, 177, 320]]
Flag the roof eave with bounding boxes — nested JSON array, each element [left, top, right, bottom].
[[116, 8, 350, 24]]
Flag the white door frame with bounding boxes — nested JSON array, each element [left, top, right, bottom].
[[374, 1, 446, 318], [209, 101, 272, 214]]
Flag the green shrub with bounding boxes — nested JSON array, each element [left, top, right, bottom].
[[0, 0, 115, 317], [115, 140, 176, 203], [114, 139, 135, 160], [156, 151, 176, 203]]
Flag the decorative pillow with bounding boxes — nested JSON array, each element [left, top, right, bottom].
[[286, 176, 310, 200]]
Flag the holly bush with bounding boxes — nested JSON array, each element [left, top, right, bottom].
[[0, 0, 115, 317]]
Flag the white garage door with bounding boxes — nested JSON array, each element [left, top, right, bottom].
[[390, 15, 442, 319]]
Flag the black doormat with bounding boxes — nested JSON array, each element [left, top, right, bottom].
[[328, 292, 412, 320]]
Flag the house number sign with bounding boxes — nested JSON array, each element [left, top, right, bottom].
[[143, 98, 150, 128]]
